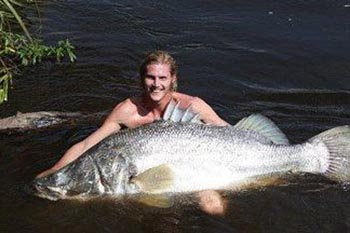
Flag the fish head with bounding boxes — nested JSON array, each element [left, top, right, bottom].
[[29, 161, 98, 200], [28, 174, 68, 201]]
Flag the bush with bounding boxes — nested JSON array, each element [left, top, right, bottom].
[[0, 0, 76, 104]]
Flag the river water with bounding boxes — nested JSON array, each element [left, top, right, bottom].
[[1, 0, 350, 232]]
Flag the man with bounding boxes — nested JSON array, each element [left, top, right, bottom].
[[37, 50, 229, 215]]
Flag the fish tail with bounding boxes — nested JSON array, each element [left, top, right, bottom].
[[309, 125, 350, 182]]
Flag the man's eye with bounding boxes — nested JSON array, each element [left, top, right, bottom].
[[159, 76, 167, 80]]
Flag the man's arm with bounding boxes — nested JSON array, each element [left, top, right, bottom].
[[36, 100, 132, 178], [190, 97, 229, 126]]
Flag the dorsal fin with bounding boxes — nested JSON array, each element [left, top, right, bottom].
[[234, 114, 289, 145], [162, 100, 176, 121], [163, 100, 202, 124]]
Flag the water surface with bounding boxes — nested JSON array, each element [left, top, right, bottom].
[[1, 0, 350, 232]]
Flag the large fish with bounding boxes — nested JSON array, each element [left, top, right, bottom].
[[29, 103, 350, 206]]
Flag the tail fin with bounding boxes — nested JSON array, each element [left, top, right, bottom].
[[309, 126, 350, 182]]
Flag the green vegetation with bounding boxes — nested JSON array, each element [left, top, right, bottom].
[[0, 0, 76, 104]]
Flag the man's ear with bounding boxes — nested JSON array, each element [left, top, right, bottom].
[[172, 75, 177, 83], [171, 75, 178, 91]]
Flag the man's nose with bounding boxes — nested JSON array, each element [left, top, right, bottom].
[[153, 77, 160, 87]]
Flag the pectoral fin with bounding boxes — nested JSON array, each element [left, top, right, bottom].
[[138, 193, 174, 208], [228, 175, 286, 191], [130, 164, 174, 193]]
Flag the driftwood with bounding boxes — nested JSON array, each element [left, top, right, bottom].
[[0, 111, 107, 134]]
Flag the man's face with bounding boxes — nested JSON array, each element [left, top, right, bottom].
[[143, 63, 176, 102]]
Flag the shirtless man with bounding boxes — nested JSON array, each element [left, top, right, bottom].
[[37, 50, 229, 215]]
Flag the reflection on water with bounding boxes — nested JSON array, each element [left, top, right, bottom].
[[1, 0, 350, 232]]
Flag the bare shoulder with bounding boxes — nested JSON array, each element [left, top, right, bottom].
[[172, 92, 198, 108], [111, 98, 138, 114], [173, 92, 228, 126], [189, 96, 210, 108], [172, 92, 209, 110], [105, 97, 139, 126], [189, 97, 217, 116]]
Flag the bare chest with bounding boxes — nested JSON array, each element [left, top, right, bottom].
[[125, 112, 158, 129]]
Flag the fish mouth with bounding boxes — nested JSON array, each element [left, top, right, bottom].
[[25, 179, 61, 201]]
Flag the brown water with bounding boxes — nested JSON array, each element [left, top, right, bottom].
[[1, 0, 350, 232]]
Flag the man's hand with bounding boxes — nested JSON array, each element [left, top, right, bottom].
[[36, 168, 58, 178], [197, 190, 227, 216]]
